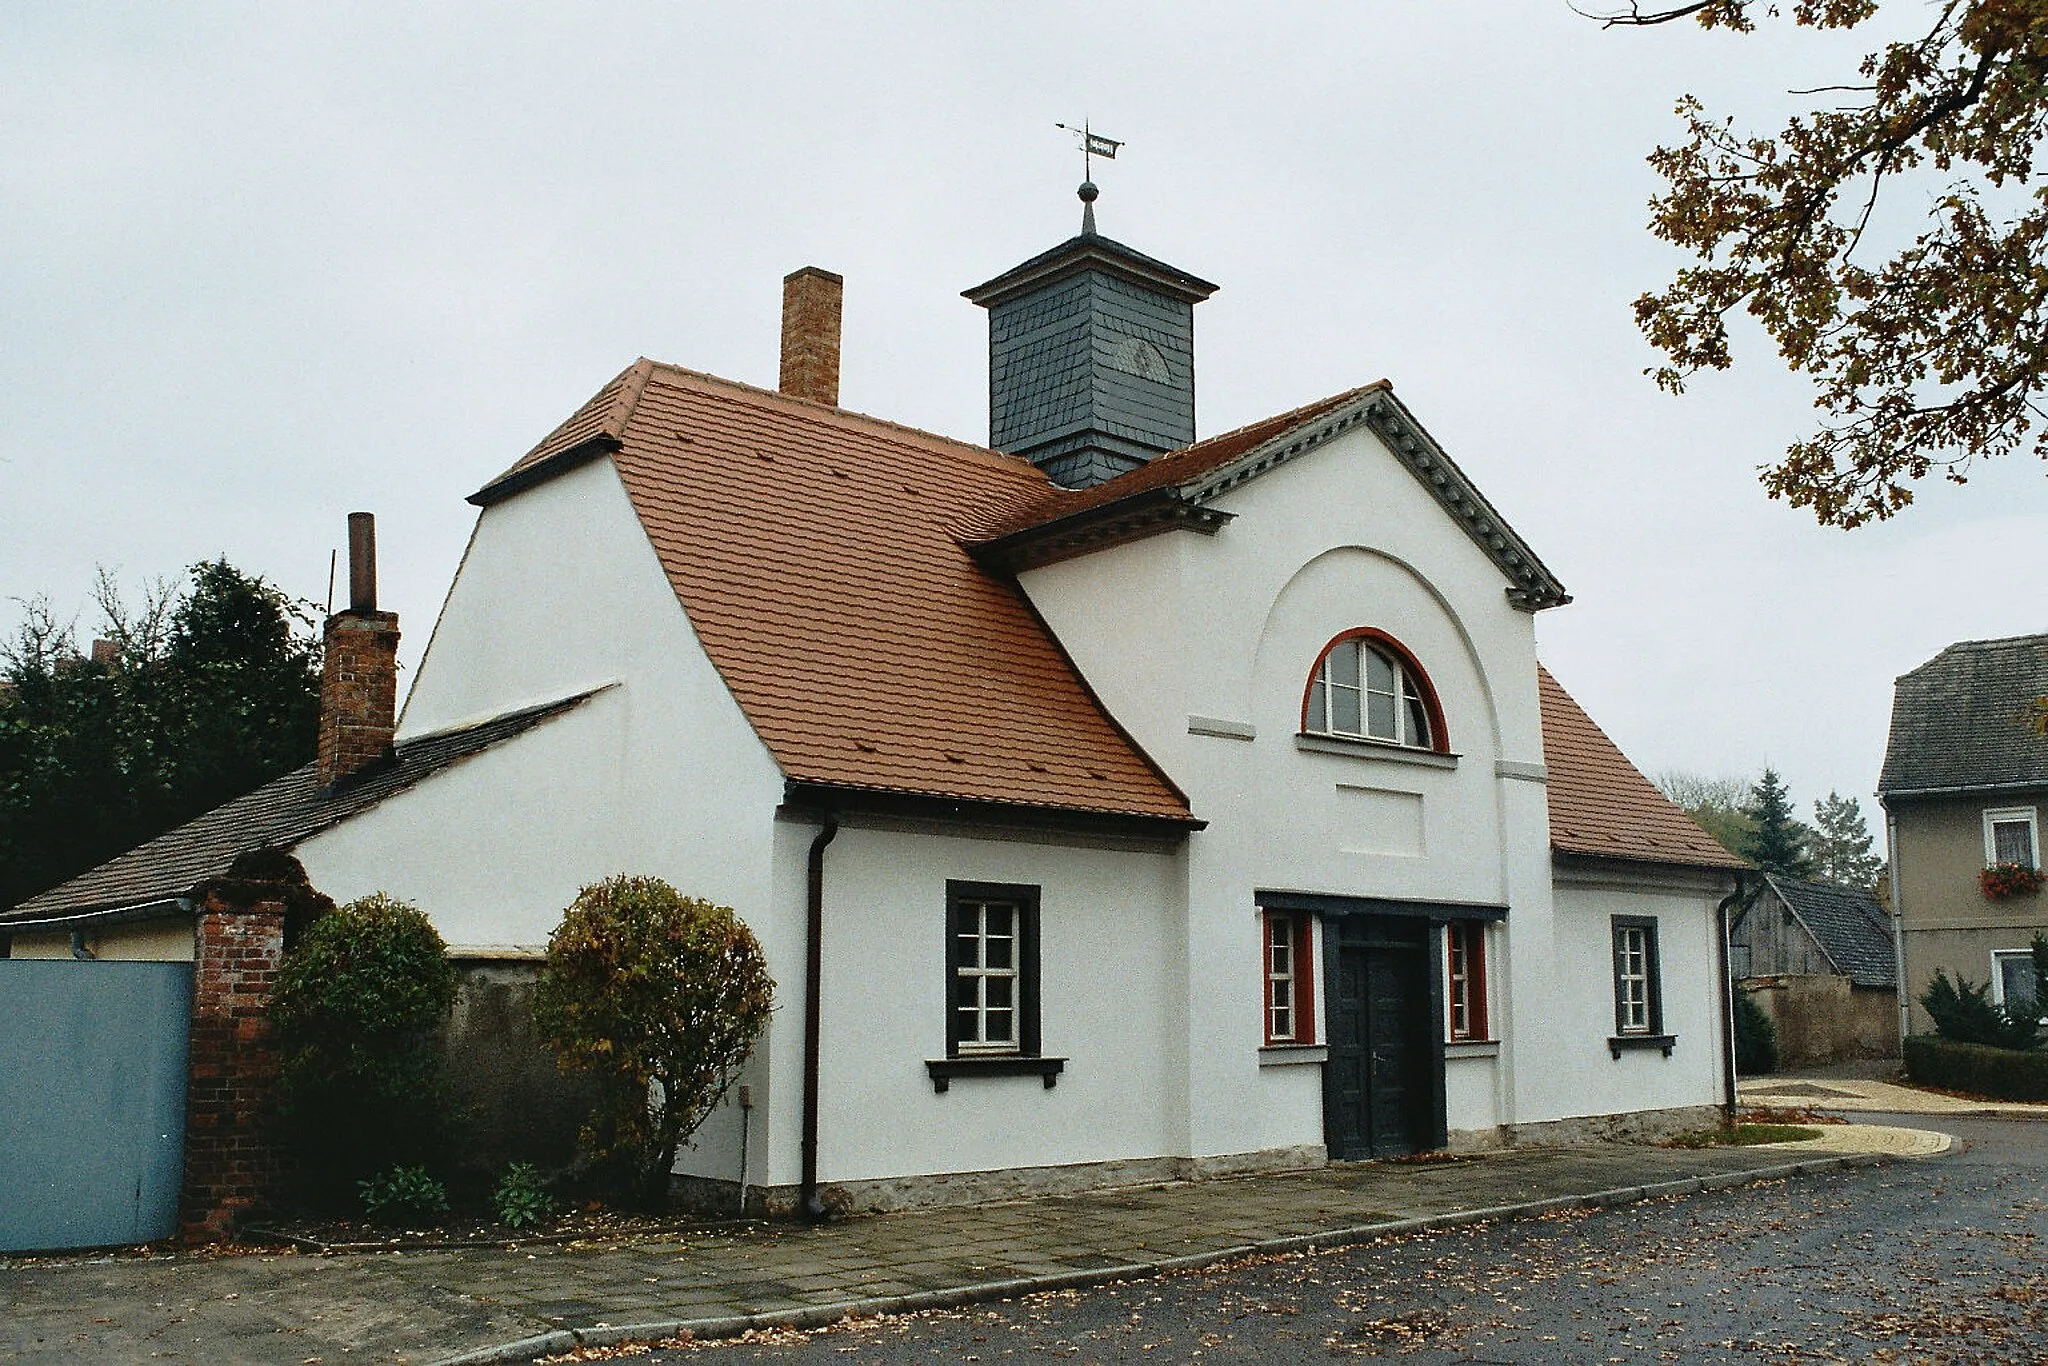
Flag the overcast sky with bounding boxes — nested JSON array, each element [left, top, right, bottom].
[[4, 3, 2041, 832]]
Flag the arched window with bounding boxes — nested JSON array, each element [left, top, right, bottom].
[[1303, 631, 1445, 751]]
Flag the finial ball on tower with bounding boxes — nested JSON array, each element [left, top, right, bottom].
[[1078, 181, 1099, 204]]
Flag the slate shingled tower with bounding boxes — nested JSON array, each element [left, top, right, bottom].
[[964, 183, 1217, 488]]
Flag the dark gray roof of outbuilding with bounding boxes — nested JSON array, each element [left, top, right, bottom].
[[1879, 634, 2048, 797], [0, 690, 601, 927], [1760, 874, 1896, 988]]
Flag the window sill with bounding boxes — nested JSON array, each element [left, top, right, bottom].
[[1445, 1039, 1500, 1059], [1608, 1034, 1677, 1059], [1258, 1044, 1328, 1066], [926, 1056, 1066, 1093], [1294, 734, 1460, 769]]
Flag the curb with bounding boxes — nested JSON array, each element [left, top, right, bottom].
[[428, 1152, 1884, 1366]]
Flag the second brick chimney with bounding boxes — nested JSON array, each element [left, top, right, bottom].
[[318, 512, 400, 788], [779, 267, 843, 406]]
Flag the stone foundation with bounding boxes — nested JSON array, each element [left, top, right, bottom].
[[672, 1144, 1329, 1219], [1495, 1104, 1723, 1148]]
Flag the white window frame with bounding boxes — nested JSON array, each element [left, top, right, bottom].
[[953, 896, 1021, 1055], [1266, 914, 1297, 1042], [1445, 921, 1489, 1042], [1614, 922, 1657, 1035], [1983, 807, 2040, 869], [1305, 638, 1433, 749], [1990, 948, 2044, 1021]]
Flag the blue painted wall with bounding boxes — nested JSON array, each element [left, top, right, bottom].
[[0, 960, 193, 1252]]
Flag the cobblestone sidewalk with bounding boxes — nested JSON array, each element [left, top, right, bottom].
[[0, 1136, 1938, 1366]]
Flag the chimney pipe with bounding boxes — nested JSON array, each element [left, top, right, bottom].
[[779, 267, 843, 406], [347, 511, 377, 611], [319, 511, 400, 788]]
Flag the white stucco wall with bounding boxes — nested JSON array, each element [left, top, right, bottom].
[[296, 454, 798, 1179], [745, 819, 1186, 1189], [1544, 866, 1729, 1119], [1019, 421, 1552, 1153]]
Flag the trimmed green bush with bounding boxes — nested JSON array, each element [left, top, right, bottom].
[[1733, 987, 1778, 1075], [270, 892, 458, 1204], [1919, 969, 2040, 1050], [534, 876, 774, 1210], [1904, 1034, 2048, 1102]]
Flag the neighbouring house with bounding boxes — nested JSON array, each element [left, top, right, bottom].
[[1881, 634, 2048, 1035], [1729, 873, 1898, 1065], [3, 191, 1746, 1232]]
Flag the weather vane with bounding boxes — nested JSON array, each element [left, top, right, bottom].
[[1055, 120, 1122, 183]]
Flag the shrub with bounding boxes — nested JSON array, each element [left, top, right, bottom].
[[1919, 969, 2040, 1051], [357, 1165, 449, 1226], [270, 893, 459, 1203], [491, 1162, 556, 1230], [1732, 988, 1778, 1075], [534, 876, 774, 1210], [1905, 1034, 2048, 1102]]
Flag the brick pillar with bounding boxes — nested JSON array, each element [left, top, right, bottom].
[[318, 608, 400, 786], [779, 266, 844, 406], [179, 851, 330, 1244]]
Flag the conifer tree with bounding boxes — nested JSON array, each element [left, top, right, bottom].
[[1741, 767, 1813, 879], [1809, 791, 1884, 890]]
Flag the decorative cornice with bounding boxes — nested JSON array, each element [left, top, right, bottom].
[[1356, 397, 1570, 613], [970, 491, 1234, 574], [1175, 391, 1568, 613]]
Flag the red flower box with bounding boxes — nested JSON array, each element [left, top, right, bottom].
[[1980, 862, 2044, 900]]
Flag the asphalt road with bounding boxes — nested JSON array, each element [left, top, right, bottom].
[[646, 1116, 2047, 1365]]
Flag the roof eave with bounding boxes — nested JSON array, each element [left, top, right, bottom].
[[780, 780, 1204, 841], [1879, 777, 2048, 803], [962, 233, 1219, 309], [469, 435, 622, 507], [968, 488, 1235, 573], [0, 895, 194, 936], [1552, 846, 1750, 877]]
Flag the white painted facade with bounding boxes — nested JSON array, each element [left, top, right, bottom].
[[229, 398, 1728, 1201]]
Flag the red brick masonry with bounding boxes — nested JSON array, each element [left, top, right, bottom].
[[318, 609, 400, 786], [181, 899, 285, 1242]]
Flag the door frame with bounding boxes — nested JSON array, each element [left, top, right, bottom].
[[1257, 890, 1508, 1160]]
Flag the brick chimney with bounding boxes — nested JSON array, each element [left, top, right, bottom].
[[318, 512, 400, 787], [779, 267, 843, 406]]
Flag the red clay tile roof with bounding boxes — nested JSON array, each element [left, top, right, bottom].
[[1539, 666, 1747, 871], [977, 385, 1385, 540], [478, 363, 1195, 824]]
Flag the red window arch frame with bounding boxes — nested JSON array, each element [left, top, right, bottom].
[[1298, 627, 1450, 754]]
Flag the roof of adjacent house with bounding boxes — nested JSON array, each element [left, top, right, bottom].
[[1538, 666, 1749, 872], [1879, 634, 2048, 797], [0, 691, 600, 927], [1754, 873, 1896, 987], [475, 360, 1197, 825]]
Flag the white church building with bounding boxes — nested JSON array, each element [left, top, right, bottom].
[[6, 193, 1745, 1215]]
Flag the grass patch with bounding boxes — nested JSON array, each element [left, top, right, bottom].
[[1665, 1122, 1821, 1149]]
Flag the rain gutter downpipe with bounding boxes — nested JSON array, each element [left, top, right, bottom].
[[1714, 872, 1747, 1132], [799, 811, 839, 1222]]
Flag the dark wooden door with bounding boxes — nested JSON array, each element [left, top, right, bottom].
[[1323, 917, 1438, 1160]]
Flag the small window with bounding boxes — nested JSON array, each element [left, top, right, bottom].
[[1303, 632, 1442, 750], [1263, 911, 1315, 1045], [1992, 949, 2043, 1021], [1446, 921, 1489, 1041], [1984, 808, 2039, 869], [947, 882, 1040, 1058], [1612, 917, 1662, 1037]]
